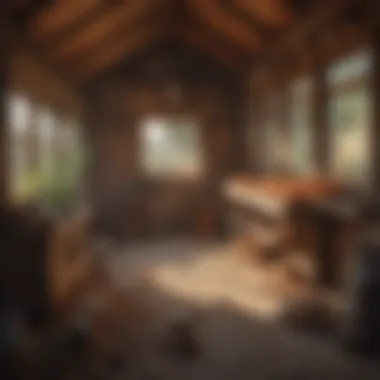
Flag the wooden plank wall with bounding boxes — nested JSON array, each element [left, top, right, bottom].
[[10, 45, 84, 116], [85, 43, 247, 241]]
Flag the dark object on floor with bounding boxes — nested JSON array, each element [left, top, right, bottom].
[[0, 203, 54, 330], [106, 353, 127, 372], [164, 318, 201, 361], [0, 312, 32, 380], [341, 239, 380, 358], [63, 327, 89, 358], [281, 298, 336, 335], [39, 327, 90, 380]]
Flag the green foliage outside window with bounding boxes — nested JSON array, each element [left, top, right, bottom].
[[15, 149, 88, 214], [38, 150, 87, 213]]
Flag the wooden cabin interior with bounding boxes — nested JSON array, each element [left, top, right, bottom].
[[3, 0, 380, 379]]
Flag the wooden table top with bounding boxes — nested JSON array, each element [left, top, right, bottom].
[[224, 174, 342, 202]]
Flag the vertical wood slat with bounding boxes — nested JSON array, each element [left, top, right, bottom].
[[82, 90, 102, 220], [280, 80, 292, 176], [245, 72, 257, 173], [312, 38, 330, 176], [250, 73, 266, 175], [248, 78, 262, 174], [0, 4, 11, 203], [274, 61, 292, 176], [247, 70, 261, 174]]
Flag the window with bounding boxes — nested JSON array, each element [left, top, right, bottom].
[[289, 77, 315, 175], [7, 91, 84, 211], [328, 48, 373, 184], [139, 116, 203, 179]]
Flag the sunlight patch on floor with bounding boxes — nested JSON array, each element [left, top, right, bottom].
[[113, 242, 284, 320]]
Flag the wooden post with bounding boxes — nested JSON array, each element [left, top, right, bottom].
[[0, 3, 12, 203], [274, 59, 292, 176], [246, 73, 256, 172], [280, 69, 292, 176], [248, 71, 264, 174], [81, 90, 99, 217], [0, 5, 8, 202], [312, 39, 329, 176]]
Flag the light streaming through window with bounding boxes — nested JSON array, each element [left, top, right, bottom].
[[139, 116, 203, 179]]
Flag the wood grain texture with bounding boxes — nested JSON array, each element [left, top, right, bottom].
[[187, 0, 262, 52], [50, 0, 169, 62], [73, 24, 170, 82]]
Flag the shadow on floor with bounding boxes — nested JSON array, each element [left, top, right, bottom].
[[27, 238, 380, 380], [35, 275, 380, 380], [127, 278, 380, 380]]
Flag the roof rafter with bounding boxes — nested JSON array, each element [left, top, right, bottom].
[[182, 26, 249, 69], [50, 0, 170, 62], [30, 0, 103, 40], [186, 0, 262, 53], [234, 0, 293, 28], [221, 0, 278, 41], [73, 22, 171, 82]]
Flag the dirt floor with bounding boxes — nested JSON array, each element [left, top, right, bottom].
[[95, 239, 380, 380]]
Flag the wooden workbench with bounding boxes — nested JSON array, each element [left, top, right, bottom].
[[223, 174, 355, 288]]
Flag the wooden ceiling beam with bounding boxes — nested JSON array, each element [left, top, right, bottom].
[[251, 0, 356, 72], [65, 12, 174, 66], [181, 27, 248, 69], [10, 0, 53, 24], [186, 0, 261, 52], [30, 0, 102, 40], [73, 23, 170, 83], [179, 18, 254, 62], [10, 1, 82, 90], [50, 0, 169, 62], [346, 0, 380, 32], [37, 1, 113, 46], [180, 11, 256, 58], [169, 0, 187, 32], [222, 0, 278, 40], [285, 0, 317, 15], [9, 0, 45, 10], [259, 0, 353, 64], [234, 0, 293, 28]]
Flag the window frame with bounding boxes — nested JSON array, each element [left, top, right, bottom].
[[6, 89, 83, 205], [261, 91, 283, 175], [7, 90, 35, 200]]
